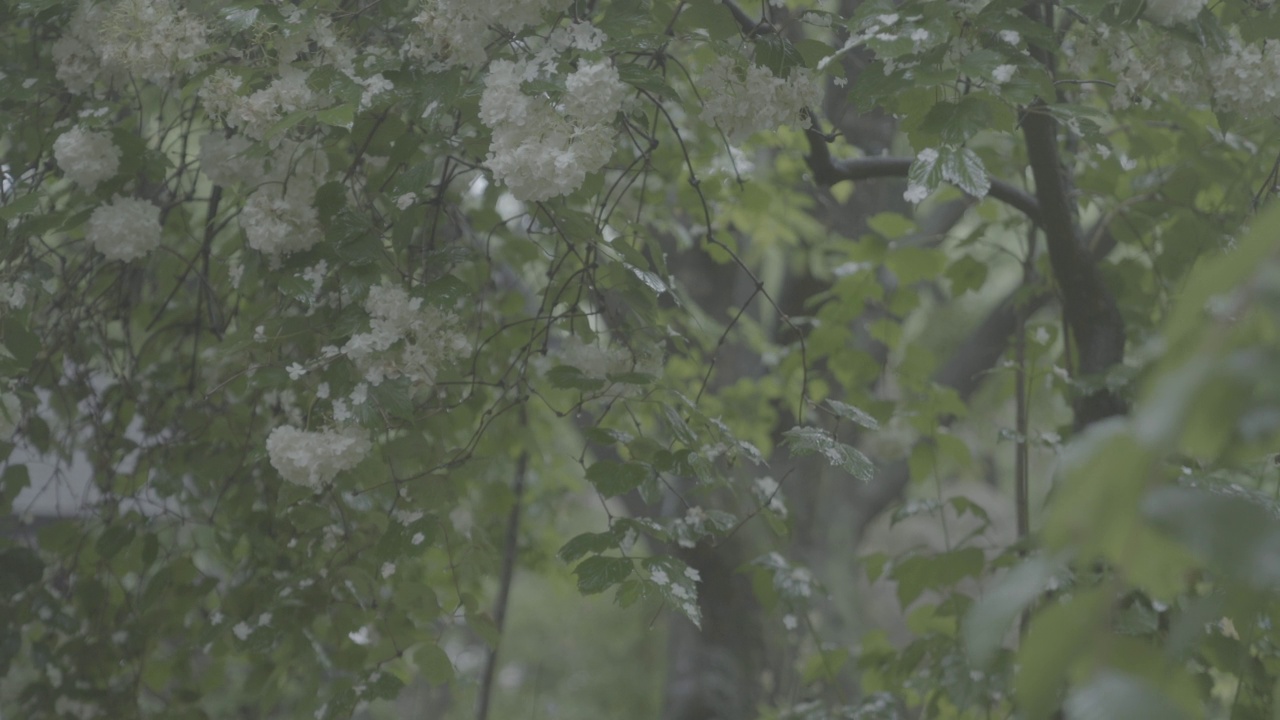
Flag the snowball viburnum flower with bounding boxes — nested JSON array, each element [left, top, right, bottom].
[[1143, 0, 1207, 26], [478, 59, 623, 201], [266, 425, 371, 488], [698, 55, 822, 144], [86, 196, 162, 262], [342, 282, 471, 386], [53, 126, 120, 193], [239, 183, 322, 256]]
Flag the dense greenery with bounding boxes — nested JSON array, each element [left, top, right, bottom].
[[3, 0, 1280, 718]]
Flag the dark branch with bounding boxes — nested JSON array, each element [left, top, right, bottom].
[[804, 127, 1043, 226], [1020, 1, 1127, 429]]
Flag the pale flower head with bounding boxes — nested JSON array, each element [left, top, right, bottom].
[[53, 126, 120, 193], [87, 195, 162, 262], [266, 425, 372, 488]]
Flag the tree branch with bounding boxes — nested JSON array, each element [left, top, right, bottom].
[[1020, 1, 1127, 429], [804, 127, 1043, 226]]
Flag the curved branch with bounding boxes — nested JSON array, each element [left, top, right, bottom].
[[804, 127, 1043, 226]]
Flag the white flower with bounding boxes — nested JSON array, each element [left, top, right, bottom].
[[380, 562, 396, 578], [410, 0, 562, 67], [342, 283, 470, 387], [1207, 36, 1280, 119], [999, 30, 1021, 45], [348, 626, 372, 645], [992, 64, 1017, 84], [650, 569, 670, 586], [411, 532, 426, 545], [286, 363, 307, 380], [53, 126, 120, 192], [395, 192, 417, 210], [96, 0, 210, 83], [233, 621, 252, 640], [240, 183, 322, 256], [903, 184, 929, 204], [359, 73, 394, 110], [87, 196, 162, 262], [563, 62, 627, 125], [1143, 0, 1207, 25], [199, 133, 257, 187], [266, 425, 372, 488], [783, 614, 798, 630], [684, 566, 701, 583], [698, 56, 823, 144], [478, 59, 621, 201]]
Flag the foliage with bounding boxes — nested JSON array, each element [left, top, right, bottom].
[[2, 0, 1280, 718]]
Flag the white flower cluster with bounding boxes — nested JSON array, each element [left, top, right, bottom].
[[86, 195, 162, 262], [478, 59, 626, 202], [53, 126, 120, 193], [698, 55, 823, 144], [551, 335, 662, 380], [1143, 0, 1207, 26], [342, 282, 471, 387], [200, 68, 318, 140], [53, 0, 208, 91], [199, 133, 257, 187], [755, 551, 815, 600], [266, 425, 371, 488], [97, 0, 209, 84], [411, 0, 566, 67], [238, 140, 328, 256], [1207, 37, 1280, 120], [240, 183, 322, 256]]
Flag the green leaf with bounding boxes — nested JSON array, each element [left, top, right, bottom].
[[964, 556, 1055, 667], [585, 460, 651, 498], [315, 103, 355, 128], [825, 399, 880, 430], [754, 34, 807, 78], [558, 530, 620, 563], [940, 146, 991, 198], [0, 547, 43, 596], [890, 546, 984, 606], [782, 426, 874, 481], [546, 365, 607, 391], [2, 318, 39, 366], [1017, 588, 1109, 720], [413, 643, 454, 686], [617, 64, 680, 103], [947, 255, 989, 295], [676, 0, 739, 40], [0, 192, 39, 221], [573, 556, 634, 595]]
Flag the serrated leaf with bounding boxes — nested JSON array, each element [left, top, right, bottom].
[[940, 146, 991, 199], [782, 426, 875, 481], [573, 556, 634, 595]]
